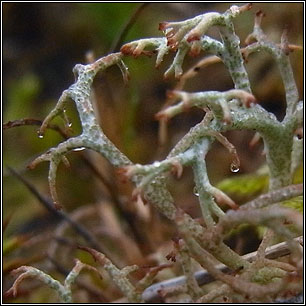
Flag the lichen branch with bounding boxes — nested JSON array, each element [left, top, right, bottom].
[[78, 246, 143, 303], [156, 89, 256, 123], [245, 10, 299, 118], [7, 260, 101, 303]]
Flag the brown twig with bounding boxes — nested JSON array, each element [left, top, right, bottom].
[[6, 166, 102, 252], [109, 3, 150, 53], [3, 118, 69, 138], [3, 213, 14, 232]]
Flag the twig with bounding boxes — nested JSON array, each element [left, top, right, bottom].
[[109, 3, 150, 53], [3, 118, 68, 138], [3, 213, 14, 232], [6, 166, 102, 252]]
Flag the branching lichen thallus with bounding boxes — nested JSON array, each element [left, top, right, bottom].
[[8, 4, 303, 303]]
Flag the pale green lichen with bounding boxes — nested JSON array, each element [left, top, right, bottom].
[[8, 260, 100, 303], [11, 3, 303, 303]]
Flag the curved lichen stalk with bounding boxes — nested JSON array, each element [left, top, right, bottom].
[[13, 3, 302, 302], [7, 260, 101, 303]]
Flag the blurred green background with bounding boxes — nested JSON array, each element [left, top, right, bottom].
[[3, 3, 303, 303]]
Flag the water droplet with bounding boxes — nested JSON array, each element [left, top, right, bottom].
[[230, 163, 240, 173], [153, 161, 161, 167], [37, 130, 44, 139], [73, 147, 85, 152], [193, 186, 199, 197]]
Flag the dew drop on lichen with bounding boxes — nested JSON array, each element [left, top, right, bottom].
[[193, 186, 199, 197], [153, 161, 161, 167], [230, 163, 240, 173], [62, 108, 72, 127], [37, 130, 44, 139], [73, 147, 85, 152]]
